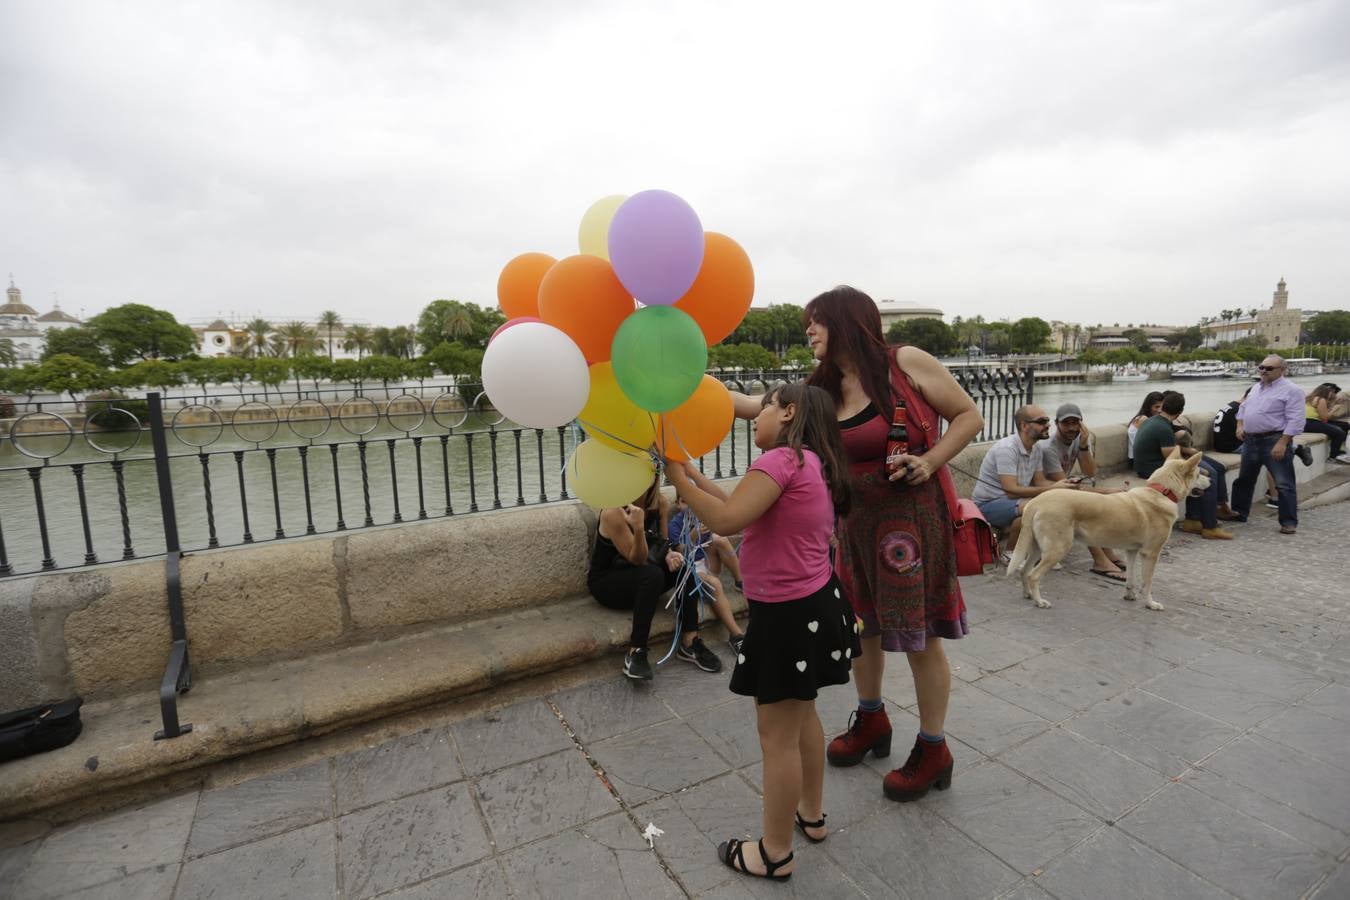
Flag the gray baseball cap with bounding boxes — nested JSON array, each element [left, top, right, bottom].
[[1055, 403, 1083, 421]]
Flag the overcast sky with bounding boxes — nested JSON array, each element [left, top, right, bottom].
[[3, 0, 1348, 330]]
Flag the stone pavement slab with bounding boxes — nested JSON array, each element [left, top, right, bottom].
[[3, 500, 1349, 898]]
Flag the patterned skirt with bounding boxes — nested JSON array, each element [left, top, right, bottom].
[[835, 465, 968, 652], [728, 575, 861, 704]]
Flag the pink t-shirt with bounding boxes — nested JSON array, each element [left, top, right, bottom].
[[740, 446, 836, 603]]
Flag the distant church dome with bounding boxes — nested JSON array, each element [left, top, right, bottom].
[[2, 276, 38, 317]]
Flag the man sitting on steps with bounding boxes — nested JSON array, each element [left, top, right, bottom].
[[1041, 402, 1131, 582], [1132, 391, 1233, 540]]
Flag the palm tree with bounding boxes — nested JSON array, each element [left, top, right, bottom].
[[317, 310, 342, 359], [343, 324, 373, 361], [443, 307, 473, 342], [278, 321, 319, 357], [245, 318, 272, 359], [0, 337, 15, 368], [267, 333, 289, 358]]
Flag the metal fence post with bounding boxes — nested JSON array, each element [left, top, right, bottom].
[[1026, 367, 1035, 404], [147, 392, 193, 740]]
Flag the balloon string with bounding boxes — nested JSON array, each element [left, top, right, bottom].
[[656, 505, 710, 666], [564, 417, 658, 480]]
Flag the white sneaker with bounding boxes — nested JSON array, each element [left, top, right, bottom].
[[1334, 453, 1350, 464]]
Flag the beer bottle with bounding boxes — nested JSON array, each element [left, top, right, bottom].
[[884, 400, 909, 480]]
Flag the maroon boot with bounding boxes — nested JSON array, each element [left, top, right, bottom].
[[882, 735, 954, 801], [826, 708, 892, 767]]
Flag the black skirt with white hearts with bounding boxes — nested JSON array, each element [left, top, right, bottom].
[[729, 574, 861, 704]]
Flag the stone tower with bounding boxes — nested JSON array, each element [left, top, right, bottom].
[[1256, 277, 1302, 350], [1272, 277, 1288, 312]]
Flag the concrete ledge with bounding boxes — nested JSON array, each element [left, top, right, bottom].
[[0, 592, 744, 819]]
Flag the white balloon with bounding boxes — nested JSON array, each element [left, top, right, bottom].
[[481, 323, 589, 428]]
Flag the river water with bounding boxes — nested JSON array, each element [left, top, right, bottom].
[[0, 374, 1333, 577]]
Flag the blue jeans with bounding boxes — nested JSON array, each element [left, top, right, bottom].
[[976, 497, 1021, 529], [1198, 456, 1229, 508], [1183, 461, 1220, 528], [1231, 433, 1298, 527]]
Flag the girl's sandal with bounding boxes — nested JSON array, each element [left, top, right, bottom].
[[717, 837, 794, 881], [794, 811, 828, 843]]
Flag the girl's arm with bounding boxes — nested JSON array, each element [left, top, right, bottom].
[[600, 506, 648, 565], [682, 463, 731, 501], [665, 462, 781, 535]]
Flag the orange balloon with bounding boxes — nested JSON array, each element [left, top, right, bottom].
[[674, 233, 754, 346], [537, 255, 636, 364], [658, 376, 734, 461], [497, 252, 556, 319]]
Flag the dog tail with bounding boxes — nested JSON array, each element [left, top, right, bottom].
[[1006, 502, 1035, 576]]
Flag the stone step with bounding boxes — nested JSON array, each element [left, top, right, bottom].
[[0, 593, 742, 820]]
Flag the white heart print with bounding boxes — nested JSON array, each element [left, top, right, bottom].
[[831, 650, 842, 661], [737, 653, 746, 665], [845, 648, 853, 658], [834, 588, 840, 598], [807, 620, 819, 633], [795, 660, 807, 672]]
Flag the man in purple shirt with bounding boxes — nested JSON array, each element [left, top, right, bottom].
[[1231, 355, 1305, 534]]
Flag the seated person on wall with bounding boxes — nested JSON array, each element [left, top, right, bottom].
[[669, 495, 744, 589], [588, 477, 726, 681], [1133, 391, 1234, 539], [1041, 402, 1130, 582], [970, 404, 1079, 560], [1305, 383, 1350, 464], [667, 496, 747, 653]]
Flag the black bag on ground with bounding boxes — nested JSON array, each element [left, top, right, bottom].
[[0, 698, 84, 763]]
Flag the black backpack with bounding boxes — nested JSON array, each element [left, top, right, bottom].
[[0, 698, 83, 763], [1212, 402, 1241, 453]]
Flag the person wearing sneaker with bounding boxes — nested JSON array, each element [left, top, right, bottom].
[[730, 287, 983, 809], [588, 478, 725, 681], [1231, 356, 1306, 535], [666, 382, 859, 881], [1132, 391, 1233, 540], [1305, 384, 1349, 464]]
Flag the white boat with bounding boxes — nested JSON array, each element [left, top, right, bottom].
[[1173, 361, 1229, 379], [1113, 368, 1149, 382], [1287, 358, 1324, 377]]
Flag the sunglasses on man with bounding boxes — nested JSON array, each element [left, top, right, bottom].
[[1257, 365, 1282, 372]]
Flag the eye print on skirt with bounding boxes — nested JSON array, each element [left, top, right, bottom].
[[879, 530, 923, 575]]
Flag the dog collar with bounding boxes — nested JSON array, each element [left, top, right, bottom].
[[1146, 482, 1179, 502]]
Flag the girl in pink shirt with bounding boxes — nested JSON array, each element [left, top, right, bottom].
[[665, 382, 857, 882]]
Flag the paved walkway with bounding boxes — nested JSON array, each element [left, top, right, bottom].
[[2, 501, 1349, 899]]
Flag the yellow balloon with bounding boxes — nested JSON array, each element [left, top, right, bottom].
[[567, 439, 658, 509], [579, 362, 656, 452], [578, 194, 627, 261]]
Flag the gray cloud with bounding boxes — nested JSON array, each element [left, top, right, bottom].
[[2, 0, 1347, 329]]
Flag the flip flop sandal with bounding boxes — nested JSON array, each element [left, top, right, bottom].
[[794, 811, 827, 843], [718, 837, 794, 881], [1090, 568, 1128, 583]]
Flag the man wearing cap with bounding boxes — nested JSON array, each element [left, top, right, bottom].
[[1040, 403, 1130, 581], [1231, 355, 1305, 535]]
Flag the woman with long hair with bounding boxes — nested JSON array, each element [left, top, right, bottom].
[[1306, 383, 1349, 463], [1126, 391, 1166, 467], [732, 286, 982, 802]]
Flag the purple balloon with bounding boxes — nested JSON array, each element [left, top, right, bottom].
[[607, 190, 705, 306]]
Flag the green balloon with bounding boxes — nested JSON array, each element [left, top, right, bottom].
[[610, 306, 708, 413]]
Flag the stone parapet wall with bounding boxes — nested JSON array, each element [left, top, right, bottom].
[[4, 407, 1335, 711]]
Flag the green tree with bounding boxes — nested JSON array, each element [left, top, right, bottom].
[[317, 310, 342, 359], [218, 357, 253, 397], [1121, 328, 1153, 353], [0, 336, 15, 368], [362, 355, 406, 398], [1305, 310, 1350, 344], [36, 354, 107, 406], [983, 322, 1011, 355], [118, 359, 184, 395], [278, 321, 320, 358], [886, 317, 956, 355], [1172, 326, 1205, 352], [87, 303, 197, 366], [417, 299, 505, 350], [244, 318, 272, 359], [2, 364, 42, 409], [252, 358, 292, 400], [181, 357, 226, 396], [330, 358, 364, 393], [1007, 317, 1052, 353], [293, 355, 332, 393], [784, 345, 815, 368], [39, 327, 110, 366], [343, 324, 373, 360], [424, 341, 484, 379]]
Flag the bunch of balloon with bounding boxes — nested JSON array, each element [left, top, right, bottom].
[[483, 189, 755, 508]]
